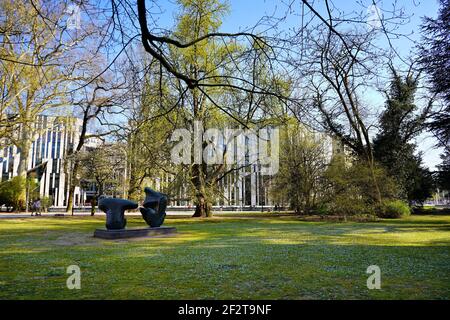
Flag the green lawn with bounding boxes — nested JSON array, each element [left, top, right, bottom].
[[0, 214, 449, 299]]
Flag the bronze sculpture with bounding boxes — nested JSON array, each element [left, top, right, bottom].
[[98, 197, 138, 230], [97, 187, 167, 230], [139, 187, 168, 227]]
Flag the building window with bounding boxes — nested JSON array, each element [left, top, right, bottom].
[[52, 160, 58, 174], [51, 132, 56, 158], [56, 131, 62, 158]]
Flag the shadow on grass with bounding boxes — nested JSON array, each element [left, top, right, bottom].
[[0, 238, 449, 299], [2, 215, 449, 253], [0, 214, 449, 299]]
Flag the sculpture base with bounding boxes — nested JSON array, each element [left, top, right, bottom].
[[93, 226, 177, 239]]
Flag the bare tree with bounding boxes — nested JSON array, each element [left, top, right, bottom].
[[65, 78, 124, 213], [0, 0, 102, 207]]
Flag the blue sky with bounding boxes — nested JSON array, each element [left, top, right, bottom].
[[157, 0, 439, 35], [152, 0, 443, 169]]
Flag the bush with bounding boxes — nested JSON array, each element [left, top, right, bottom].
[[41, 196, 53, 212], [322, 156, 400, 216], [379, 200, 411, 218], [0, 176, 26, 211], [312, 203, 329, 215], [327, 192, 376, 216]]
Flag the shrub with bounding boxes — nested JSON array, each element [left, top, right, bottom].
[[327, 192, 376, 216], [323, 157, 400, 216], [312, 203, 329, 215], [379, 200, 411, 218], [0, 176, 26, 211], [41, 196, 53, 212]]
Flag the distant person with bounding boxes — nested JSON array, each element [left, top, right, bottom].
[[35, 198, 42, 216], [31, 199, 36, 216], [91, 196, 98, 216], [31, 198, 40, 216]]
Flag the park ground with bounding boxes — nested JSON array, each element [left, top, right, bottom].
[[0, 213, 449, 299]]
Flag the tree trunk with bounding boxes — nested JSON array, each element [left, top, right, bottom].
[[17, 127, 31, 211], [127, 167, 143, 202], [90, 196, 97, 216], [126, 133, 142, 201], [304, 194, 311, 215], [192, 192, 212, 217], [128, 185, 141, 202], [66, 160, 80, 214], [365, 149, 383, 206], [66, 184, 75, 215], [191, 163, 213, 217], [66, 106, 90, 213]]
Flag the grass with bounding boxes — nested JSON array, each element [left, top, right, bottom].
[[0, 214, 449, 299]]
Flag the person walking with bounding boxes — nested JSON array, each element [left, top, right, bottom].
[[35, 198, 42, 216], [31, 199, 37, 216]]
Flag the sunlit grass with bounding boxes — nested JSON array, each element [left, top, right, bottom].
[[0, 214, 449, 299]]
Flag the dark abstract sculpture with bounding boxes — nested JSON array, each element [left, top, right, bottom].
[[98, 197, 138, 230], [139, 187, 168, 227]]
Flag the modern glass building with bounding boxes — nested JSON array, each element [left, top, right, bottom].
[[1, 116, 342, 210], [151, 126, 338, 210], [0, 115, 89, 207]]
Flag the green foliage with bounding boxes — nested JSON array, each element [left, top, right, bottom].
[[0, 176, 26, 211], [326, 192, 375, 216], [78, 144, 126, 198], [27, 175, 40, 201], [41, 196, 53, 212], [419, 0, 450, 147], [436, 150, 450, 191], [407, 164, 435, 204], [126, 55, 182, 201], [311, 203, 329, 215], [271, 121, 329, 214], [169, 0, 247, 217], [323, 156, 400, 216], [173, 0, 233, 83], [379, 200, 411, 218], [373, 68, 434, 204], [176, 0, 230, 40]]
